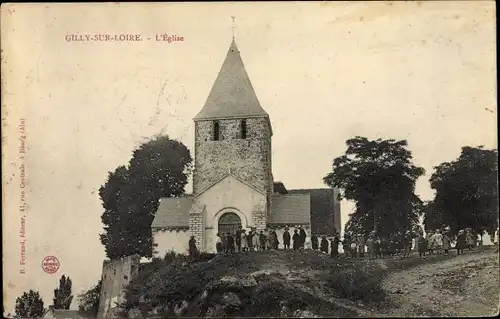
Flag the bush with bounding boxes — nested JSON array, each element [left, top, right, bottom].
[[323, 265, 385, 303], [123, 252, 255, 316]]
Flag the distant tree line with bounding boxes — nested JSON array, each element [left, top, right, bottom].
[[324, 136, 498, 239]]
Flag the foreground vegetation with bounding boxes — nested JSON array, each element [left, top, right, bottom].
[[116, 247, 499, 318]]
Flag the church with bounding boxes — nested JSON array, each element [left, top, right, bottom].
[[151, 38, 341, 256]]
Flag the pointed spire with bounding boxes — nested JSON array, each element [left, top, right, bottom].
[[193, 38, 269, 121]]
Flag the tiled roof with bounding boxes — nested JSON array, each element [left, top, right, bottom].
[[269, 194, 311, 225], [152, 197, 193, 228], [193, 39, 269, 121], [288, 188, 339, 236], [273, 181, 288, 194]]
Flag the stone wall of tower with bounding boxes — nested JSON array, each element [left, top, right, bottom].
[[193, 117, 272, 196], [189, 200, 205, 251]]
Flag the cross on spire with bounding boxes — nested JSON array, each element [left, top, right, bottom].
[[231, 16, 236, 39], [228, 164, 232, 174]]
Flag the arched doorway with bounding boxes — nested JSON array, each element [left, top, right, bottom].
[[218, 212, 242, 235]]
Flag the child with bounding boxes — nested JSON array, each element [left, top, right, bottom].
[[417, 234, 427, 257], [350, 241, 357, 258]]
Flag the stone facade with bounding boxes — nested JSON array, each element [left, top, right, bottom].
[[193, 117, 272, 196], [252, 199, 268, 231]]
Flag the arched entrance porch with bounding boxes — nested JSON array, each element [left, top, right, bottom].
[[218, 212, 242, 235]]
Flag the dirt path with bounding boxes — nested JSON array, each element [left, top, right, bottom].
[[379, 249, 500, 317]]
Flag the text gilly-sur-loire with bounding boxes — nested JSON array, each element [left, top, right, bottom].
[[64, 33, 185, 43]]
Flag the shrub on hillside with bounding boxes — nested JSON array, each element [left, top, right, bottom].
[[122, 253, 255, 316], [323, 264, 385, 303]]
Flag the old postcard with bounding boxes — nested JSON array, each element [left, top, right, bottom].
[[2, 2, 498, 318]]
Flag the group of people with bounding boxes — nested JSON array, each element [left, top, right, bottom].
[[189, 225, 481, 259], [338, 227, 479, 259], [416, 227, 477, 257], [311, 234, 343, 258], [338, 230, 416, 259], [215, 225, 309, 254]]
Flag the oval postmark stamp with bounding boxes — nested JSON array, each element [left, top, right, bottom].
[[42, 256, 60, 274]]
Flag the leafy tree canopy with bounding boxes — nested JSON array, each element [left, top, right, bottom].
[[53, 275, 73, 310], [99, 134, 193, 259], [15, 290, 45, 319], [426, 146, 498, 237], [324, 136, 425, 237]]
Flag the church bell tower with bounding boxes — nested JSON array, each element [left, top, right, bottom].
[[192, 38, 274, 208]]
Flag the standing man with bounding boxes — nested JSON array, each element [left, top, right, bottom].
[[403, 230, 413, 258], [299, 226, 307, 250], [189, 236, 199, 257], [228, 232, 235, 255], [292, 229, 300, 251], [222, 234, 229, 254], [235, 226, 242, 253], [283, 227, 291, 250], [417, 233, 427, 257], [366, 232, 375, 259], [456, 229, 467, 255], [259, 230, 267, 251], [331, 234, 342, 259], [320, 236, 329, 254], [311, 234, 319, 251], [357, 234, 366, 259], [272, 228, 280, 249], [343, 233, 351, 258]]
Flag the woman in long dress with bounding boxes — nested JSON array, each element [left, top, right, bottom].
[[252, 230, 259, 251], [241, 230, 248, 252], [465, 229, 475, 250]]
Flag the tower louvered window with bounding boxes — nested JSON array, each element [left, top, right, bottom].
[[213, 121, 220, 141], [240, 119, 247, 139]]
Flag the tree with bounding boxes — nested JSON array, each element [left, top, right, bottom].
[[99, 135, 193, 258], [77, 280, 102, 318], [324, 136, 425, 237], [423, 200, 442, 232], [53, 275, 73, 309], [14, 290, 45, 319], [426, 146, 498, 237]]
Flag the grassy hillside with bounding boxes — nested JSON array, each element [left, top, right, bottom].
[[119, 247, 499, 318]]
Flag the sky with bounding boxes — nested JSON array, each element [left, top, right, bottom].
[[2, 1, 497, 315]]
